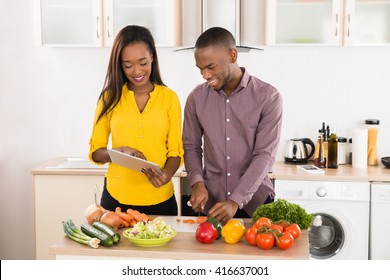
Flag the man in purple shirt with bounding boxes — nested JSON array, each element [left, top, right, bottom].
[[183, 27, 283, 224]]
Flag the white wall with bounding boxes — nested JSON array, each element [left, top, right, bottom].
[[1, 1, 389, 259]]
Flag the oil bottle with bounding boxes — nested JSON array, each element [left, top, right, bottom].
[[327, 127, 338, 169], [314, 131, 326, 168]]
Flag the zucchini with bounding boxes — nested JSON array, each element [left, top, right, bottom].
[[81, 223, 114, 247], [92, 221, 121, 243]]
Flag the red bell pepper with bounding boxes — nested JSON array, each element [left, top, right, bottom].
[[195, 221, 218, 244]]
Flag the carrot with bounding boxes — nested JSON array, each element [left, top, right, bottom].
[[196, 216, 208, 224], [120, 218, 130, 228], [128, 218, 137, 227], [126, 208, 143, 222], [139, 212, 151, 222], [115, 207, 133, 223], [183, 219, 195, 224]]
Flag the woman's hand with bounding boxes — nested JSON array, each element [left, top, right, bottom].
[[141, 156, 181, 188], [115, 146, 146, 160], [141, 168, 168, 188]]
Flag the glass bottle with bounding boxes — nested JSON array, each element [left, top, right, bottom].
[[327, 128, 338, 169], [314, 132, 326, 168], [366, 119, 380, 166], [337, 137, 347, 165]]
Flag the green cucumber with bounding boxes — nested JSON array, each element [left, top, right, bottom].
[[81, 223, 114, 247], [92, 221, 121, 243]]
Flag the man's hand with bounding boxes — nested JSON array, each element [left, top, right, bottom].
[[189, 182, 208, 213], [208, 200, 239, 224]]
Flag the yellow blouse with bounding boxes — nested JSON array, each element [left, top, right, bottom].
[[89, 84, 184, 205]]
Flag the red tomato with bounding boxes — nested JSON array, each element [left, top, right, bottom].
[[256, 232, 275, 250], [253, 217, 272, 229], [270, 224, 284, 234], [273, 220, 290, 230], [275, 231, 294, 250], [245, 226, 258, 246], [284, 223, 301, 239]]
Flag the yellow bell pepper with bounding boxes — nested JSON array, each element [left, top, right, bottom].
[[221, 219, 246, 244]]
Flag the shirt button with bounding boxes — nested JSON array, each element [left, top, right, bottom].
[[227, 192, 231, 195], [226, 100, 230, 103], [227, 173, 231, 176], [226, 137, 230, 141], [227, 156, 230, 160], [226, 118, 230, 122], [140, 135, 143, 138], [139, 124, 142, 128]]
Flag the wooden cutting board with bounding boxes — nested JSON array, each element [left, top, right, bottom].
[[159, 216, 200, 233], [158, 216, 244, 233]]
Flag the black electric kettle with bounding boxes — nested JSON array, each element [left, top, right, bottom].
[[284, 138, 315, 164]]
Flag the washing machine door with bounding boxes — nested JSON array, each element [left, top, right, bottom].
[[309, 213, 345, 259]]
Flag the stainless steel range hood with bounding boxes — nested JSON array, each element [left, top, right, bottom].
[[177, 0, 265, 52], [173, 45, 263, 52]]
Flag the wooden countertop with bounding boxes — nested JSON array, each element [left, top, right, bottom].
[[270, 161, 390, 182], [33, 157, 390, 182], [31, 157, 186, 177], [50, 218, 309, 260]]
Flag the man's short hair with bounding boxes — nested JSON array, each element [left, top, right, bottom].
[[195, 27, 236, 49]]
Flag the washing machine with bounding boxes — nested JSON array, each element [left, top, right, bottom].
[[370, 182, 390, 260], [275, 180, 370, 260]]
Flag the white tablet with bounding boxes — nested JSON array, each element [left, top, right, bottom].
[[107, 148, 161, 172]]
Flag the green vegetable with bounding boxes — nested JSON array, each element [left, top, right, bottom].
[[252, 199, 314, 230], [81, 223, 114, 247], [92, 221, 121, 243], [206, 217, 223, 239], [62, 220, 100, 249]]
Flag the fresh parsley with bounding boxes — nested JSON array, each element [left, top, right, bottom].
[[252, 199, 314, 229]]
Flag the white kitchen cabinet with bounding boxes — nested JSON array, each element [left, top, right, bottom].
[[33, 174, 104, 259], [345, 0, 390, 46], [34, 0, 181, 47], [266, 0, 390, 46]]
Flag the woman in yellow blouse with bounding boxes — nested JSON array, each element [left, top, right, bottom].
[[89, 25, 183, 215]]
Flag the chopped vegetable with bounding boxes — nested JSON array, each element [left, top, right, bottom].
[[195, 216, 208, 224], [123, 217, 176, 239], [252, 199, 314, 230]]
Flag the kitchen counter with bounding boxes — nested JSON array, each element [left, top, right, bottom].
[[32, 157, 390, 181], [31, 157, 187, 177], [271, 161, 390, 182], [50, 217, 309, 260]]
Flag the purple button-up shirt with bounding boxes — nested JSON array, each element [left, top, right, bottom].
[[183, 68, 283, 216]]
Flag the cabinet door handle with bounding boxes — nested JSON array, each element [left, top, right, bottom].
[[347, 13, 351, 37], [96, 16, 100, 39], [106, 16, 111, 38], [334, 13, 338, 37]]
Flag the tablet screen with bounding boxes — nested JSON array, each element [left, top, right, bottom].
[[107, 148, 161, 172]]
